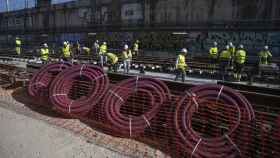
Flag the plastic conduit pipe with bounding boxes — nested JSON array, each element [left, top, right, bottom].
[[174, 84, 255, 158], [102, 77, 171, 138], [28, 62, 72, 98], [49, 64, 109, 116]]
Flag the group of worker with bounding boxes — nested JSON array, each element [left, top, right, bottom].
[[15, 37, 273, 83], [174, 41, 273, 82], [33, 39, 140, 74]]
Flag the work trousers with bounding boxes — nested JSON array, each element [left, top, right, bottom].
[[175, 68, 186, 82], [123, 59, 131, 74]]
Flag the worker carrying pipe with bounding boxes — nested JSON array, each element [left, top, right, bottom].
[[40, 43, 49, 64], [175, 48, 188, 82], [209, 41, 218, 73], [15, 37, 22, 56], [258, 45, 272, 65], [219, 45, 231, 81], [106, 52, 118, 72], [122, 44, 132, 74], [99, 42, 107, 68], [61, 41, 71, 61], [234, 44, 247, 82]]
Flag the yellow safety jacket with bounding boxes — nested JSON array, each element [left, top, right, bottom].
[[40, 48, 49, 61], [62, 46, 71, 58], [209, 47, 218, 57], [220, 50, 231, 61], [122, 50, 132, 60], [259, 50, 272, 65], [235, 49, 246, 64], [107, 53, 118, 64], [15, 39, 22, 55], [99, 44, 107, 55], [176, 54, 187, 70]]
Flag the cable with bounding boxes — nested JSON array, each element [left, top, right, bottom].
[[49, 64, 109, 116], [28, 62, 72, 98], [174, 84, 255, 158], [102, 77, 171, 138]]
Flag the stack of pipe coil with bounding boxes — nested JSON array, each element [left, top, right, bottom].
[[174, 84, 255, 158], [102, 77, 171, 137], [48, 64, 109, 116], [28, 62, 72, 99]]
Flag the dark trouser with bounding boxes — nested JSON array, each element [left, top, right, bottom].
[[234, 62, 244, 74], [62, 57, 71, 62], [109, 63, 118, 72], [175, 68, 186, 82], [220, 60, 229, 80], [234, 62, 244, 81]]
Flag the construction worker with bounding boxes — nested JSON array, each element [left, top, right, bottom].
[[122, 44, 132, 73], [219, 45, 231, 81], [209, 42, 218, 73], [132, 40, 140, 56], [258, 46, 272, 65], [94, 40, 99, 55], [15, 37, 22, 56], [62, 41, 71, 61], [106, 52, 118, 72], [40, 43, 49, 64], [229, 42, 236, 68], [234, 45, 246, 81], [175, 48, 188, 82], [99, 42, 107, 67]]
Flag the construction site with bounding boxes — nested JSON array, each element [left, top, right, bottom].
[[0, 0, 279, 158]]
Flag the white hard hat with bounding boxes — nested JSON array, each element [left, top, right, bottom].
[[103, 42, 107, 45], [63, 42, 67, 45], [239, 44, 244, 49], [229, 42, 233, 46], [43, 43, 48, 47], [264, 45, 269, 50], [226, 45, 230, 49], [96, 40, 99, 43], [181, 48, 188, 53], [214, 42, 218, 46], [124, 44, 129, 49]]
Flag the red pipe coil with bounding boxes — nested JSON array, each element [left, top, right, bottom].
[[28, 62, 72, 98], [174, 84, 255, 158], [102, 77, 171, 138], [49, 64, 109, 116]]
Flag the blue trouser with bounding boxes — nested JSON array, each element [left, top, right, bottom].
[[123, 59, 131, 73]]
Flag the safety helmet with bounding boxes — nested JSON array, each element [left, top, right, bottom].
[[103, 42, 107, 45], [136, 40, 140, 43], [43, 43, 48, 48], [16, 37, 19, 39], [264, 45, 269, 50], [226, 45, 230, 49], [181, 48, 188, 53], [239, 44, 244, 49], [214, 42, 218, 46], [124, 44, 129, 50], [96, 40, 99, 43], [63, 42, 67, 45], [229, 42, 234, 47]]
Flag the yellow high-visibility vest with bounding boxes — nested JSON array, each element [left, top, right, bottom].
[[220, 50, 231, 60], [107, 53, 118, 64], [40, 48, 49, 61], [99, 44, 107, 54], [122, 50, 132, 60], [209, 47, 218, 56], [62, 46, 70, 58], [235, 49, 246, 64], [176, 54, 187, 70]]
